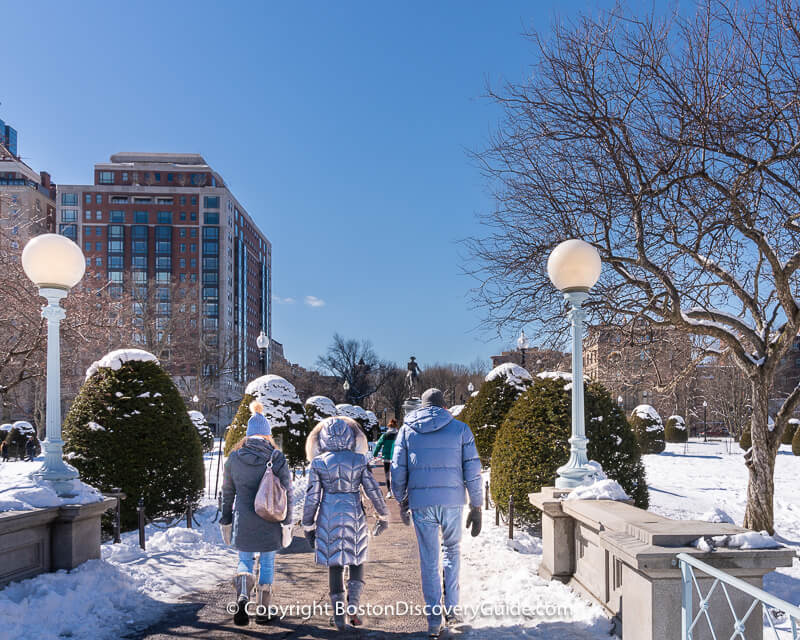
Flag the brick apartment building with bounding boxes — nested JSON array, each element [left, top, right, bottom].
[[56, 152, 272, 429]]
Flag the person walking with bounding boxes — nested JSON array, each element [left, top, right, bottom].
[[303, 416, 389, 630], [391, 388, 483, 638], [372, 418, 399, 498], [0, 440, 8, 462], [24, 437, 36, 461], [220, 400, 292, 627]]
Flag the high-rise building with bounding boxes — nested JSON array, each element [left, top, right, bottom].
[[56, 153, 272, 428], [0, 139, 56, 245], [0, 118, 19, 158]]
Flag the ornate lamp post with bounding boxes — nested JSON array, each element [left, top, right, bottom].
[[256, 330, 269, 375], [517, 329, 530, 368], [547, 239, 602, 489], [343, 380, 350, 404], [21, 233, 86, 496], [703, 400, 708, 442]]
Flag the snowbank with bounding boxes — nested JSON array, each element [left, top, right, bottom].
[[450, 404, 465, 417], [85, 349, 159, 380], [486, 362, 532, 391], [564, 462, 630, 502], [699, 507, 734, 524], [0, 460, 104, 512], [692, 531, 781, 552]]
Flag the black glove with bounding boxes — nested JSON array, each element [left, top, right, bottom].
[[304, 528, 316, 549], [399, 499, 411, 527], [465, 506, 482, 537], [372, 518, 389, 537], [218, 515, 232, 526]]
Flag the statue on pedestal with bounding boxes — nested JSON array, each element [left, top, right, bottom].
[[405, 356, 422, 399]]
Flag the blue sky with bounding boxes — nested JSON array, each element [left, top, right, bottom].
[[1, 0, 622, 370]]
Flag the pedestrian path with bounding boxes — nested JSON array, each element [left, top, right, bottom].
[[133, 464, 429, 638]]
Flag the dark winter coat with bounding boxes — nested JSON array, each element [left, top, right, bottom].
[[372, 428, 398, 460], [220, 436, 292, 552], [391, 406, 483, 510], [25, 440, 36, 458], [302, 418, 388, 567]]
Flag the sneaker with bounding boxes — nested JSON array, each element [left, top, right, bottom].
[[386, 490, 393, 499], [428, 622, 443, 638], [350, 613, 363, 626], [445, 613, 464, 627]]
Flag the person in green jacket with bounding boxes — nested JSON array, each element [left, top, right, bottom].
[[372, 418, 399, 498]]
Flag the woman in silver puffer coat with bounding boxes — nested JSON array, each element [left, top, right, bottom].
[[303, 416, 389, 630]]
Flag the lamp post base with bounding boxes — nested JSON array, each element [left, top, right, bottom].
[[555, 434, 595, 488], [32, 439, 80, 498]]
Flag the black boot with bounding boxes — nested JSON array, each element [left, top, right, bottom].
[[232, 572, 254, 626]]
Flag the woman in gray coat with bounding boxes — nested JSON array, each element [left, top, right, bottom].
[[303, 417, 389, 630], [220, 402, 292, 627]]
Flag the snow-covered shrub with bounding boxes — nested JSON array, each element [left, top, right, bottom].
[[664, 415, 688, 443], [225, 375, 309, 466], [305, 395, 338, 426], [792, 423, 800, 456], [739, 425, 752, 451], [4, 421, 40, 459], [458, 363, 533, 465], [491, 377, 648, 523], [335, 404, 371, 433], [63, 349, 204, 529], [781, 418, 798, 445], [449, 404, 465, 417], [188, 410, 214, 452], [365, 410, 380, 439], [630, 405, 666, 454]]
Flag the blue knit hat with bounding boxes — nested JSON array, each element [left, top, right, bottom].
[[246, 412, 271, 437]]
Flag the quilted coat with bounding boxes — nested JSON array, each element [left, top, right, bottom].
[[302, 418, 388, 566], [390, 405, 483, 510], [220, 436, 293, 552]]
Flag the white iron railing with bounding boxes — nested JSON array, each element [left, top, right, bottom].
[[677, 552, 799, 639]]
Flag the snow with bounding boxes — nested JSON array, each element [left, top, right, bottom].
[[692, 531, 780, 552], [244, 375, 305, 427], [365, 410, 379, 430], [667, 415, 686, 430], [87, 421, 105, 432], [11, 420, 35, 435], [305, 395, 337, 418], [0, 459, 104, 512], [564, 462, 630, 502], [537, 370, 586, 391], [486, 362, 533, 391], [335, 403, 370, 425], [645, 439, 800, 637], [450, 404, 465, 417], [85, 348, 159, 380], [0, 423, 10, 433], [632, 404, 662, 424], [699, 507, 735, 524], [458, 471, 612, 638]]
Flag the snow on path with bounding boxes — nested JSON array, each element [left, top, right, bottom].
[[644, 439, 800, 638], [457, 472, 613, 639]]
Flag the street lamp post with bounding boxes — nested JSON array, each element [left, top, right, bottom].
[[517, 329, 530, 369], [21, 233, 86, 496], [343, 380, 350, 404], [547, 239, 602, 489], [256, 330, 269, 376], [703, 400, 708, 442]]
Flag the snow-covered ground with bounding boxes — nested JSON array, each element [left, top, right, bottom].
[[645, 439, 800, 638], [0, 441, 308, 640], [1, 437, 797, 639]]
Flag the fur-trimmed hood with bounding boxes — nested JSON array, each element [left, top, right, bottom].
[[306, 417, 369, 462]]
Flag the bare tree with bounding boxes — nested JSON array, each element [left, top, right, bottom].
[[468, 0, 800, 532], [316, 334, 392, 405]]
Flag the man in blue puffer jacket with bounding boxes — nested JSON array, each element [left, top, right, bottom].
[[391, 388, 483, 638]]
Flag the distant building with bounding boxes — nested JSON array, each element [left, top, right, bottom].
[[56, 152, 272, 427], [583, 321, 695, 425], [490, 345, 569, 373], [0, 117, 19, 158], [0, 140, 56, 244]]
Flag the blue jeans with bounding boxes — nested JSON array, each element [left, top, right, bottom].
[[411, 505, 463, 629], [237, 551, 276, 585]]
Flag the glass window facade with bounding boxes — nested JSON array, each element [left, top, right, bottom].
[[98, 171, 114, 184], [61, 193, 78, 206]]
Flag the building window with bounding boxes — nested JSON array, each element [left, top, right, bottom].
[[110, 211, 125, 223], [190, 243, 197, 252], [108, 255, 124, 268], [203, 226, 219, 239], [154, 172, 161, 181], [108, 240, 124, 252], [202, 257, 216, 270], [180, 212, 186, 221], [133, 271, 147, 283], [202, 241, 218, 255], [134, 211, 148, 223], [180, 243, 186, 253], [85, 210, 91, 220], [157, 211, 172, 224], [180, 196, 186, 205], [190, 228, 197, 238], [155, 257, 171, 270], [179, 258, 186, 268], [132, 240, 147, 253], [158, 303, 170, 314], [84, 194, 92, 204], [108, 271, 123, 283], [179, 229, 187, 238], [62, 209, 78, 222], [95, 242, 102, 251], [59, 224, 77, 240], [96, 195, 102, 204], [167, 173, 174, 182], [190, 212, 197, 221], [190, 258, 197, 268], [84, 242, 92, 252], [204, 212, 219, 224], [110, 196, 129, 203], [108, 225, 124, 239], [204, 196, 220, 209], [155, 240, 171, 254], [191, 196, 197, 205], [95, 227, 102, 236], [95, 211, 102, 220], [98, 171, 114, 184], [121, 172, 128, 182], [155, 226, 171, 240], [155, 271, 170, 283], [190, 273, 197, 281]]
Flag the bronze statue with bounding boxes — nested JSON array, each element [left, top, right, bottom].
[[406, 356, 422, 397]]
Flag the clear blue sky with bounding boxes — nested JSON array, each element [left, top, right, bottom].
[[1, 0, 622, 370]]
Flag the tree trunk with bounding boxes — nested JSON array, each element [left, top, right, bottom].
[[743, 383, 779, 534]]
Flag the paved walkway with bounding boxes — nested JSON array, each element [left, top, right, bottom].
[[133, 465, 429, 639]]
